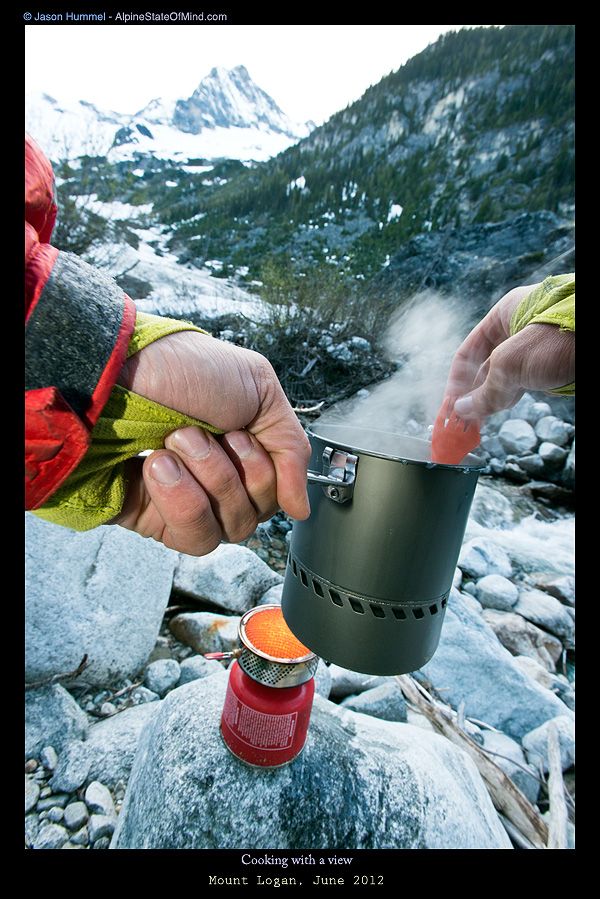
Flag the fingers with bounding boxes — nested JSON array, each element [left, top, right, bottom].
[[444, 286, 537, 403], [161, 426, 274, 545], [452, 323, 574, 420], [113, 426, 275, 556], [218, 429, 281, 522], [155, 420, 309, 557], [237, 353, 311, 522], [245, 401, 311, 522], [143, 449, 224, 555]]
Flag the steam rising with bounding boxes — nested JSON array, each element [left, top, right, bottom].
[[321, 291, 472, 439]]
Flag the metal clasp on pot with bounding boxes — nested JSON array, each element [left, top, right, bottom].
[[306, 446, 357, 503]]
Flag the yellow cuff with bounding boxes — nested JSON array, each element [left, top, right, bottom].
[[510, 274, 574, 334], [126, 310, 208, 357], [510, 274, 575, 397]]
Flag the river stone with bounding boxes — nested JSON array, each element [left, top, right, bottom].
[[475, 574, 519, 610], [534, 415, 574, 447], [50, 700, 166, 790], [498, 419, 538, 454], [513, 588, 575, 648], [538, 441, 568, 468], [169, 611, 240, 655], [144, 659, 182, 697], [482, 608, 564, 672], [419, 590, 572, 740], [340, 680, 407, 721], [25, 683, 89, 761], [110, 676, 512, 849], [522, 715, 575, 773], [458, 537, 513, 579], [25, 514, 176, 687], [173, 543, 283, 613]]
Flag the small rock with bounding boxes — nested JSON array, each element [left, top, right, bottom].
[[513, 588, 575, 647], [25, 683, 89, 762], [459, 538, 513, 579], [480, 730, 540, 803], [25, 776, 40, 814], [522, 715, 575, 773], [37, 791, 70, 810], [535, 416, 574, 447], [341, 681, 407, 721], [130, 686, 160, 705], [538, 441, 568, 468], [63, 801, 89, 831], [328, 665, 388, 700], [498, 419, 538, 454], [33, 822, 69, 849], [475, 574, 519, 611], [173, 543, 282, 614], [144, 658, 181, 697], [92, 836, 112, 849], [46, 806, 64, 823], [70, 825, 89, 846], [516, 454, 546, 477], [482, 608, 563, 672], [528, 402, 553, 424], [85, 781, 116, 818], [169, 611, 240, 656], [533, 573, 575, 607], [178, 654, 219, 684], [88, 814, 116, 843], [39, 745, 59, 771], [49, 741, 91, 793]]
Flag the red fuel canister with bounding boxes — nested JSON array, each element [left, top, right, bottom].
[[207, 605, 318, 768]]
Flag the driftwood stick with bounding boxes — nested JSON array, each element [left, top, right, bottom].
[[292, 401, 325, 413], [546, 721, 569, 849], [396, 674, 549, 849], [25, 654, 91, 691]]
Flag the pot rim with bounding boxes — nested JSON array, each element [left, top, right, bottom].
[[307, 422, 485, 470]]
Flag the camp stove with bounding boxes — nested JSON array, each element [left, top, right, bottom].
[[281, 423, 485, 676], [205, 605, 318, 768]]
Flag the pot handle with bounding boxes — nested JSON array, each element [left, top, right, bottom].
[[306, 446, 357, 503]]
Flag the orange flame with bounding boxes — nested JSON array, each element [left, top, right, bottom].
[[244, 607, 312, 660]]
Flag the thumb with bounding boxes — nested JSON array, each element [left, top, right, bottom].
[[454, 381, 525, 420], [271, 446, 311, 521]]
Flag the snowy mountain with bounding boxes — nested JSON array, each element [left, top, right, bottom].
[[174, 65, 308, 135], [25, 65, 314, 164]]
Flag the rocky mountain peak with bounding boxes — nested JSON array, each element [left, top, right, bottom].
[[173, 64, 311, 138]]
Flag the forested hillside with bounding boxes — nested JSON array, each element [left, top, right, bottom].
[[160, 25, 574, 282]]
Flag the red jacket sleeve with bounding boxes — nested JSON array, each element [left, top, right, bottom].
[[25, 133, 136, 510]]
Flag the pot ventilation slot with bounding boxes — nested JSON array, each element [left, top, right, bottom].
[[288, 555, 447, 621]]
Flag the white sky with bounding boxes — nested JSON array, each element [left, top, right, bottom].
[[25, 24, 495, 126]]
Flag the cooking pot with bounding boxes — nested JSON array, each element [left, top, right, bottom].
[[281, 423, 484, 675]]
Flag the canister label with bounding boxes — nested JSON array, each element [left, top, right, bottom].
[[222, 687, 298, 750]]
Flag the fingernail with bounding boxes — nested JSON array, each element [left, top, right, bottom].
[[454, 395, 473, 417], [169, 426, 212, 460], [225, 430, 254, 459], [149, 453, 182, 486]]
